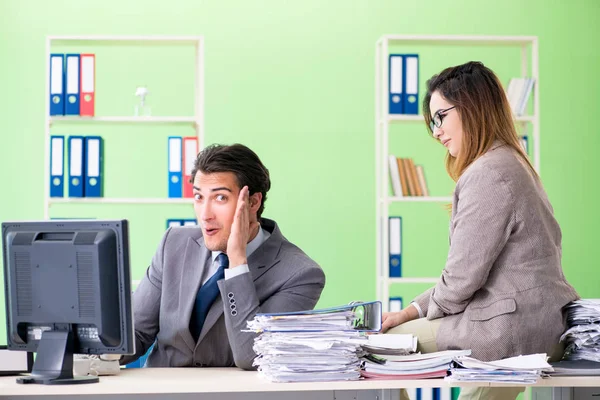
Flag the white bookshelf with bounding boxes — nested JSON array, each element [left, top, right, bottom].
[[375, 34, 540, 311], [49, 116, 198, 125], [49, 198, 194, 205], [43, 35, 204, 219]]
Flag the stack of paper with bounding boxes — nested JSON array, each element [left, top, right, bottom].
[[561, 300, 600, 362], [247, 302, 380, 382], [446, 353, 552, 384], [362, 349, 471, 380]]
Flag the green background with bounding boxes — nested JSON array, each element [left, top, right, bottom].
[[1, 0, 599, 347]]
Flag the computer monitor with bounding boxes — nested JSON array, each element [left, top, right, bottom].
[[2, 219, 134, 385]]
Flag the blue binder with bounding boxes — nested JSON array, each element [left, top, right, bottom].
[[182, 219, 198, 226], [49, 135, 65, 197], [168, 136, 182, 198], [49, 54, 65, 116], [64, 54, 80, 115], [389, 54, 404, 114], [68, 136, 86, 197], [403, 54, 419, 115], [166, 219, 183, 229], [389, 216, 402, 277], [84, 136, 103, 197], [520, 135, 529, 154], [389, 296, 403, 312]]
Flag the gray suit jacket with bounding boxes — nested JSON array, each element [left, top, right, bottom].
[[414, 142, 579, 361], [121, 218, 325, 369]]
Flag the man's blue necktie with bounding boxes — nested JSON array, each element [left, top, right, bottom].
[[189, 253, 229, 342]]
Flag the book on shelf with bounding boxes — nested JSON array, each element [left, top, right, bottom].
[[388, 156, 429, 197], [506, 77, 535, 116]]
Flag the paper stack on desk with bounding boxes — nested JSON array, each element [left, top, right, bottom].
[[560, 299, 600, 362], [361, 344, 470, 380], [446, 353, 552, 384], [247, 301, 381, 382]]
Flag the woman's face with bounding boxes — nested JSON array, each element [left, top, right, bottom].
[[429, 91, 463, 157]]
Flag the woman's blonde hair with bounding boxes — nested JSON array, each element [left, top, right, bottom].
[[423, 61, 536, 181]]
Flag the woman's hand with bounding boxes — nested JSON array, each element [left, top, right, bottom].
[[381, 305, 420, 332], [381, 311, 409, 332]]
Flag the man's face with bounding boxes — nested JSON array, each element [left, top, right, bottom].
[[193, 171, 241, 252]]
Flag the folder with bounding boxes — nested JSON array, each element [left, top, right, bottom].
[[403, 54, 419, 115], [420, 388, 433, 400], [182, 137, 198, 198], [256, 301, 382, 332], [64, 54, 80, 115], [389, 54, 404, 114], [49, 54, 65, 116], [182, 219, 197, 226], [80, 54, 95, 116], [68, 136, 86, 197], [168, 137, 182, 198], [49, 135, 65, 197], [166, 219, 183, 229], [406, 388, 418, 400], [389, 216, 402, 277], [84, 136, 103, 197], [389, 296, 403, 312], [439, 387, 452, 400], [520, 135, 529, 154]]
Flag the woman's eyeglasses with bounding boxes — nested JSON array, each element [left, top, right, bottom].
[[429, 106, 456, 133]]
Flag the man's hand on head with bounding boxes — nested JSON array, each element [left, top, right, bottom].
[[227, 186, 259, 268]]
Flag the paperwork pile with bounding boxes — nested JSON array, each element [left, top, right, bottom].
[[362, 346, 471, 379], [561, 299, 600, 362], [446, 353, 552, 384], [247, 302, 380, 382]]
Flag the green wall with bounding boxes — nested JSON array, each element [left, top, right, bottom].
[[1, 0, 599, 345]]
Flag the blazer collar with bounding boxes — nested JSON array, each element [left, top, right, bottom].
[[178, 236, 211, 352]]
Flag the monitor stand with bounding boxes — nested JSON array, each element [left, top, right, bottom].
[[17, 329, 99, 385]]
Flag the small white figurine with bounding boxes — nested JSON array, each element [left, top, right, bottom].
[[134, 86, 151, 116]]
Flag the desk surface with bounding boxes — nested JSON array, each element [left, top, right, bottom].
[[0, 368, 600, 396]]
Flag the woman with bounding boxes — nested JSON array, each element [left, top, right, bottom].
[[382, 61, 579, 400]]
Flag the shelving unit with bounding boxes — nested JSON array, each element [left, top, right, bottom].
[[43, 35, 204, 219], [375, 34, 539, 311]]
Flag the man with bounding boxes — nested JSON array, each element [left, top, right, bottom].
[[120, 143, 325, 370]]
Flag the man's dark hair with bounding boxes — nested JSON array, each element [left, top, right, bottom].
[[190, 143, 271, 219]]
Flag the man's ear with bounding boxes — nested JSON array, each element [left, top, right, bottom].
[[249, 192, 262, 215]]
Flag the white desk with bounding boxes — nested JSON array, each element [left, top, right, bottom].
[[0, 368, 599, 399]]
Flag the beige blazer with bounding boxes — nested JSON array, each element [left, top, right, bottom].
[[413, 142, 579, 361]]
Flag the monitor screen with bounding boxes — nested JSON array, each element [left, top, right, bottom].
[[2, 219, 134, 384]]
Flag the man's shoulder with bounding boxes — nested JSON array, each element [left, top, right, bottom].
[[164, 225, 203, 245], [263, 218, 322, 272], [278, 240, 320, 269]]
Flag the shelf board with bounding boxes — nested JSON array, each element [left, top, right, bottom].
[[385, 115, 535, 123], [49, 116, 197, 124], [385, 196, 452, 203], [381, 35, 536, 46], [49, 198, 193, 205], [48, 35, 203, 44], [387, 277, 439, 284]]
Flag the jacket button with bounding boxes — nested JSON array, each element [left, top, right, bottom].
[[228, 292, 234, 298], [231, 310, 238, 316]]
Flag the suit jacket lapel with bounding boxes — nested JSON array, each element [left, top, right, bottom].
[[196, 218, 284, 345], [197, 292, 224, 344], [246, 218, 283, 282], [178, 237, 210, 352]]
